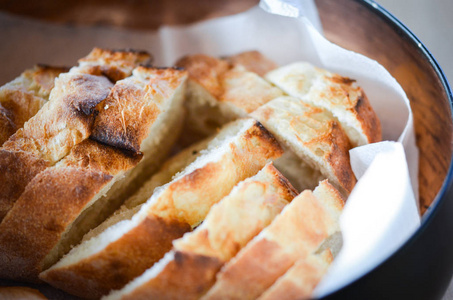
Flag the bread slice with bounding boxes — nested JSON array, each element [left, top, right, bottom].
[[0, 139, 142, 282], [103, 163, 297, 300], [265, 62, 381, 146], [224, 50, 278, 77], [0, 49, 150, 222], [0, 65, 186, 282], [258, 249, 333, 300], [72, 47, 152, 82], [175, 53, 283, 145], [90, 66, 188, 193], [40, 118, 283, 299], [251, 96, 356, 195], [203, 180, 344, 300], [0, 64, 69, 145]]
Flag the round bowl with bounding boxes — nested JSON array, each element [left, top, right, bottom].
[[0, 0, 452, 298]]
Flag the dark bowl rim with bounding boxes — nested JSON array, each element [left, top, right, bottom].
[[321, 0, 453, 297]]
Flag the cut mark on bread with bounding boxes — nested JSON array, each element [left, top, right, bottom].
[[104, 163, 297, 300], [203, 180, 344, 300], [265, 62, 381, 147], [251, 96, 356, 196], [40, 118, 283, 299], [258, 249, 334, 300], [175, 53, 283, 145]]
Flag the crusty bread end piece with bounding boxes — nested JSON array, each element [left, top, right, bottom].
[[265, 62, 381, 146], [103, 162, 297, 300], [203, 180, 344, 300]]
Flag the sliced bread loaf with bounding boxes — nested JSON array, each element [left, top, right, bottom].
[[103, 163, 296, 300], [202, 180, 344, 300], [0, 49, 150, 222], [40, 118, 283, 299]]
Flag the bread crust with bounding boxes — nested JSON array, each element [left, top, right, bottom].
[[258, 250, 333, 300], [251, 96, 356, 195], [91, 67, 187, 153], [225, 50, 278, 77], [121, 251, 223, 300], [104, 163, 296, 300], [76, 48, 152, 82], [0, 65, 68, 145], [204, 184, 344, 300], [0, 150, 50, 221], [42, 216, 191, 299], [41, 119, 283, 298], [0, 166, 113, 282], [265, 62, 381, 146], [0, 140, 142, 282]]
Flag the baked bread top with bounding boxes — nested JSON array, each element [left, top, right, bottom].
[[265, 62, 381, 146], [0, 65, 69, 145]]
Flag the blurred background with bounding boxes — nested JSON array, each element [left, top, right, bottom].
[[377, 0, 452, 85]]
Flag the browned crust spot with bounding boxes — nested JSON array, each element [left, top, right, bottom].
[[41, 215, 191, 299], [63, 139, 142, 175], [353, 91, 382, 143], [90, 66, 186, 153]]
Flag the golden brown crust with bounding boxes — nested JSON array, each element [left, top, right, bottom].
[[123, 252, 223, 300], [258, 250, 333, 300], [205, 239, 293, 300], [41, 216, 191, 299], [2, 73, 113, 162], [41, 119, 283, 298], [205, 188, 342, 300], [0, 286, 47, 300], [225, 50, 278, 76], [175, 54, 230, 99], [0, 139, 142, 282], [23, 65, 70, 97], [0, 150, 50, 222], [0, 166, 112, 282], [91, 67, 187, 153], [219, 65, 284, 113], [0, 65, 68, 145], [78, 48, 152, 82], [251, 96, 356, 195], [265, 62, 382, 146], [60, 139, 142, 174]]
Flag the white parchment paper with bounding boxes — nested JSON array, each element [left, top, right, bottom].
[[0, 0, 420, 297]]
